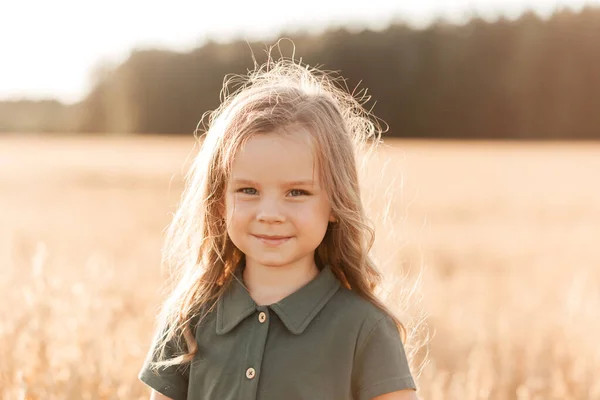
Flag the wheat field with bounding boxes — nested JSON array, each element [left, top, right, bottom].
[[1, 135, 598, 400]]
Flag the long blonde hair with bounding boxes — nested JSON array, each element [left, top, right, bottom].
[[149, 50, 407, 369]]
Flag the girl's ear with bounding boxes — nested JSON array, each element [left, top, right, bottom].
[[328, 211, 337, 223], [217, 200, 226, 221]]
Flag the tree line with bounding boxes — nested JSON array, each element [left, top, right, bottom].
[[2, 6, 600, 139]]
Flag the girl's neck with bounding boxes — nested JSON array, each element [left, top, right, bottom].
[[242, 260, 320, 306]]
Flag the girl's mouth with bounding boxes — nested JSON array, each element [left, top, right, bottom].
[[252, 235, 292, 246]]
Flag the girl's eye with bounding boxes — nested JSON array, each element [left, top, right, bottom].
[[289, 189, 309, 197], [238, 188, 257, 195]]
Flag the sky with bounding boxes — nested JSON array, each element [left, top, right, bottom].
[[0, 0, 596, 104]]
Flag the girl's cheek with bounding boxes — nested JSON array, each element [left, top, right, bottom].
[[230, 201, 255, 218]]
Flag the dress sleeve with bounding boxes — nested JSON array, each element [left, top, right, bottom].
[[138, 325, 190, 400], [352, 315, 417, 400]]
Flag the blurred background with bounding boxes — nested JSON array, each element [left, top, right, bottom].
[[1, 1, 599, 399], [3, 0, 600, 138]]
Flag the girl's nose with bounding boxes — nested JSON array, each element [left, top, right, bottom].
[[256, 199, 285, 223]]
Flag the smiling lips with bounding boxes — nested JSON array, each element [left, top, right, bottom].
[[252, 234, 292, 246]]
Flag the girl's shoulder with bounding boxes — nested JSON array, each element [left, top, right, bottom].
[[327, 285, 396, 333]]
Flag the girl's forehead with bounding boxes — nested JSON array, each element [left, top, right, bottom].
[[230, 131, 321, 184]]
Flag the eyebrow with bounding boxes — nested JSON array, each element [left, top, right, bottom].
[[231, 179, 316, 187]]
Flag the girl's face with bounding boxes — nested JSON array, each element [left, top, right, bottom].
[[224, 127, 335, 271]]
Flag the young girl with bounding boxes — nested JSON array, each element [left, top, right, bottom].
[[138, 54, 418, 400]]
